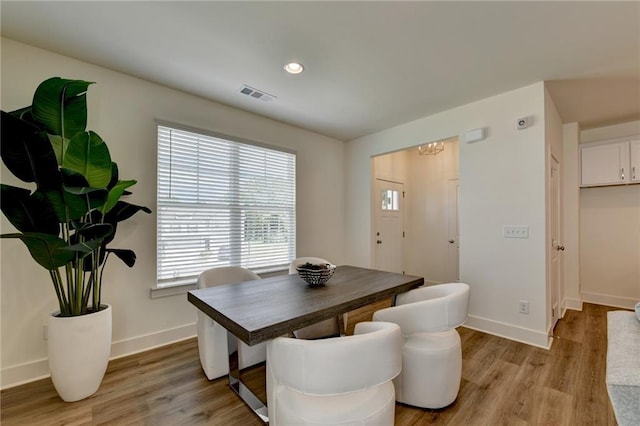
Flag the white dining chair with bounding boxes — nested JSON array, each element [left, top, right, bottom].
[[196, 266, 266, 380], [373, 282, 470, 409], [289, 257, 345, 339], [266, 321, 402, 426]]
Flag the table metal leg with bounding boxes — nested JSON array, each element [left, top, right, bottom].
[[227, 332, 269, 423]]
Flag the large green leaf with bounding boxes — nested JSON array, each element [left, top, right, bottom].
[[62, 238, 103, 257], [43, 169, 108, 221], [107, 248, 136, 267], [0, 111, 61, 189], [100, 180, 136, 214], [73, 223, 114, 242], [88, 201, 151, 246], [107, 162, 119, 189], [8, 106, 33, 120], [83, 246, 136, 270], [85, 200, 150, 269], [63, 131, 112, 188], [0, 185, 59, 235], [75, 222, 114, 270], [104, 201, 152, 223], [47, 134, 70, 166], [32, 77, 93, 139], [0, 232, 73, 270], [45, 187, 108, 222]]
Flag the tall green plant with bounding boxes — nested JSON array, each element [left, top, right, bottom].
[[1, 77, 151, 316]]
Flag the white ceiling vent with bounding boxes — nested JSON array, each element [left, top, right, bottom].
[[239, 85, 276, 103]]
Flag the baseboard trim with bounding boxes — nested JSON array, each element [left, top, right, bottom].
[[1, 323, 196, 390], [0, 359, 50, 390], [463, 314, 551, 349], [563, 297, 583, 312], [110, 323, 196, 359], [581, 292, 637, 310]]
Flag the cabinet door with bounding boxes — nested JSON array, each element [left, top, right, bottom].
[[631, 139, 640, 183], [580, 141, 629, 186]]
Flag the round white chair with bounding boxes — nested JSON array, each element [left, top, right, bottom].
[[266, 321, 402, 426], [196, 266, 266, 380], [373, 282, 470, 409], [289, 257, 345, 339]]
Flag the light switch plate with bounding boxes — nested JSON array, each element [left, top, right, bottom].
[[504, 225, 529, 239]]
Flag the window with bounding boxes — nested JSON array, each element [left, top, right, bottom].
[[157, 123, 296, 286], [380, 189, 400, 211]]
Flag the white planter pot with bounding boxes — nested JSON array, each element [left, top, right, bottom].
[[48, 304, 112, 402]]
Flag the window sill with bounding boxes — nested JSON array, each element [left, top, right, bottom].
[[150, 281, 196, 299], [150, 267, 289, 299]]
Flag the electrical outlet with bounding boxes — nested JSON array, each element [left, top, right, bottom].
[[504, 225, 529, 239], [519, 300, 529, 315]]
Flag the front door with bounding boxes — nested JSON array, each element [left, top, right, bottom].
[[374, 179, 404, 273]]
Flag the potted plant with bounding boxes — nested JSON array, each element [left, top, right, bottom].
[[0, 77, 151, 401]]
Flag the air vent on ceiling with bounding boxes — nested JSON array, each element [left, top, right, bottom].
[[239, 85, 276, 103]]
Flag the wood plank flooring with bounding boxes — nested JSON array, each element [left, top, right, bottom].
[[1, 302, 620, 425]]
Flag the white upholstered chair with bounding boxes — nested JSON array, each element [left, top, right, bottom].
[[266, 321, 402, 426], [373, 282, 470, 409], [289, 257, 345, 339], [196, 267, 267, 380]]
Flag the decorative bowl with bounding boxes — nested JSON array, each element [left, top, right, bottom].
[[296, 263, 336, 287]]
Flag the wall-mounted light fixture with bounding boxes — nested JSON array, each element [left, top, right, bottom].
[[418, 142, 445, 155]]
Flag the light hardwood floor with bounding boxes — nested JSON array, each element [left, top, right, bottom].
[[1, 302, 619, 425]]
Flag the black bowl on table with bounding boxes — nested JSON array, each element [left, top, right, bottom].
[[296, 263, 336, 287]]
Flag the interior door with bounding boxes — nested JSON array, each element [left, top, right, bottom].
[[374, 179, 404, 273], [447, 179, 460, 281], [550, 155, 562, 328]]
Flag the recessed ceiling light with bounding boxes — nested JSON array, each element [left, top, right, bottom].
[[284, 62, 304, 75]]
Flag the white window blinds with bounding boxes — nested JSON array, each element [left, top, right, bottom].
[[157, 124, 296, 285]]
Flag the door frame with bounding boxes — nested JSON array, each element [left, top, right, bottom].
[[447, 178, 460, 282], [548, 151, 563, 333]]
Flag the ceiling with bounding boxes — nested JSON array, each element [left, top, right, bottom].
[[1, 1, 639, 141]]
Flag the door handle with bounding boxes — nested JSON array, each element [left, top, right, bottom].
[[448, 239, 455, 244], [556, 245, 565, 251], [376, 240, 383, 244]]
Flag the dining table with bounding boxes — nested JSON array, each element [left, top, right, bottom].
[[187, 264, 424, 423]]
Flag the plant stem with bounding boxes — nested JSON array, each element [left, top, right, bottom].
[[98, 253, 109, 310], [64, 262, 74, 313], [82, 270, 93, 308], [49, 269, 69, 316], [75, 260, 84, 314]]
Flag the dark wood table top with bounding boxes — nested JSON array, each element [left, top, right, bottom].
[[188, 265, 423, 345]]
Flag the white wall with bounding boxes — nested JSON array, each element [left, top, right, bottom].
[[372, 150, 409, 183], [0, 38, 346, 387], [579, 121, 640, 308], [346, 82, 550, 347]]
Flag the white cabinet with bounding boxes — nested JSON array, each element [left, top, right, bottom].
[[631, 140, 640, 183], [580, 138, 639, 187]]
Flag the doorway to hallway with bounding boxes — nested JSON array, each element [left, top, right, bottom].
[[372, 137, 459, 283]]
